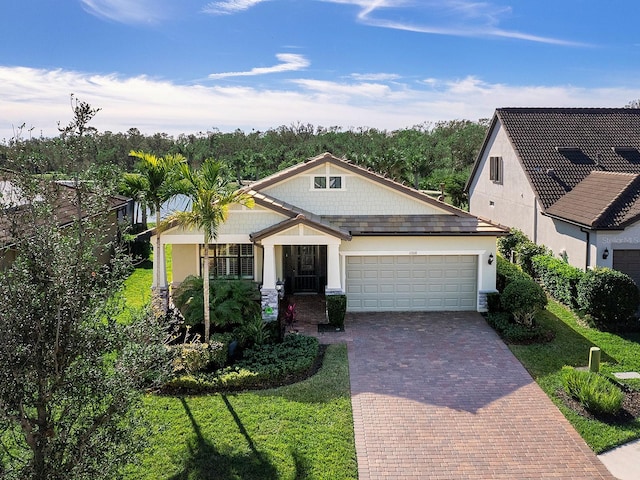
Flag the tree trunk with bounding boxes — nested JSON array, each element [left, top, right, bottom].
[[155, 205, 162, 293], [203, 239, 210, 342]]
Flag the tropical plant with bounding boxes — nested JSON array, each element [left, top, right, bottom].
[[127, 150, 185, 294], [168, 159, 254, 341]]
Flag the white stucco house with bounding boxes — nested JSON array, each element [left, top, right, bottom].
[[152, 153, 507, 318], [466, 107, 640, 288]]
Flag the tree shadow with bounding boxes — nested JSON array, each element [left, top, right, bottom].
[[168, 397, 279, 480]]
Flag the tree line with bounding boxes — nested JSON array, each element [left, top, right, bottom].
[[1, 119, 489, 208]]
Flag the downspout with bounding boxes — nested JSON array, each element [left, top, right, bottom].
[[581, 228, 590, 270], [533, 199, 538, 244]]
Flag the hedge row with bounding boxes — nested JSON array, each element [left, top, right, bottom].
[[496, 229, 640, 332]]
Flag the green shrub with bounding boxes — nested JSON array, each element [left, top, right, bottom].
[[164, 334, 320, 393], [497, 228, 528, 261], [515, 240, 550, 277], [326, 294, 347, 328], [576, 268, 640, 331], [172, 343, 212, 374], [486, 292, 502, 313], [485, 312, 546, 342], [531, 254, 584, 308], [561, 366, 624, 416], [496, 256, 530, 292], [501, 278, 547, 327], [209, 333, 233, 369], [173, 276, 261, 329], [237, 315, 273, 347]]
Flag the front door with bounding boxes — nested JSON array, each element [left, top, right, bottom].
[[283, 245, 327, 294]]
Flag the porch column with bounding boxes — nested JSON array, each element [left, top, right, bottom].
[[151, 239, 169, 312], [262, 243, 276, 289], [326, 243, 344, 293], [260, 243, 278, 321]]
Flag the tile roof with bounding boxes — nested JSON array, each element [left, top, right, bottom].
[[545, 171, 640, 229], [495, 108, 640, 213]]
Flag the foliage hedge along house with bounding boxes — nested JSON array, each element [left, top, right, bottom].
[[152, 153, 508, 320]]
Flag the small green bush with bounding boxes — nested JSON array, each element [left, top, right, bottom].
[[326, 294, 347, 328], [496, 256, 530, 292], [497, 228, 528, 261], [172, 343, 212, 374], [209, 333, 233, 369], [485, 312, 546, 342], [531, 254, 584, 308], [561, 366, 624, 416], [576, 268, 640, 331], [486, 292, 502, 313], [515, 240, 550, 277], [173, 276, 261, 328], [501, 278, 547, 327]]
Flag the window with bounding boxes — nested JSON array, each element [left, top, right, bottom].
[[489, 156, 503, 184], [200, 243, 254, 279], [313, 175, 344, 189]]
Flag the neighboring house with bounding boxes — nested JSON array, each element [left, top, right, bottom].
[[0, 178, 132, 269], [466, 107, 640, 288], [152, 153, 507, 319]]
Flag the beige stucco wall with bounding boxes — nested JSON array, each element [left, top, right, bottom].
[[171, 244, 198, 284], [262, 164, 444, 215], [468, 122, 539, 241], [596, 221, 640, 269]]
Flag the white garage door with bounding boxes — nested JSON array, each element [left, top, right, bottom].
[[346, 255, 477, 312]]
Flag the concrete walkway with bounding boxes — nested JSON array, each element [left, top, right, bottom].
[[339, 311, 614, 480]]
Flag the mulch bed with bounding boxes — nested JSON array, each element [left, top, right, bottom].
[[557, 385, 640, 425]]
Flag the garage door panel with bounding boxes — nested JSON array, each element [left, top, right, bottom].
[[346, 255, 477, 312]]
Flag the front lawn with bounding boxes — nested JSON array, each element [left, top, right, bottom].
[[506, 299, 640, 453], [124, 344, 357, 480]]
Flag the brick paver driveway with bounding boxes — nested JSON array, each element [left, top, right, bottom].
[[346, 311, 614, 479]]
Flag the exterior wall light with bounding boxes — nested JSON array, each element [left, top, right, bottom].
[[602, 248, 609, 260], [488, 253, 494, 265], [275, 279, 285, 299]]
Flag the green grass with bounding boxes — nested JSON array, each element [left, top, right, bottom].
[[507, 299, 640, 452], [119, 246, 172, 322], [124, 344, 357, 480]]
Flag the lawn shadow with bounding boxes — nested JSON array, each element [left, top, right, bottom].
[[519, 308, 617, 377], [168, 397, 278, 480]]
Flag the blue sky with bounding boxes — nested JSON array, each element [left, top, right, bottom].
[[1, 0, 639, 140]]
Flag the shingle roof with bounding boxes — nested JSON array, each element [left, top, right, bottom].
[[545, 171, 640, 229], [495, 108, 640, 213], [322, 215, 507, 236]]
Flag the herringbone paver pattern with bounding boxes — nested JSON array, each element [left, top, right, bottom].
[[344, 311, 614, 480]]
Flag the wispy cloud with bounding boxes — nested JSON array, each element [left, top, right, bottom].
[[320, 0, 588, 46], [1, 66, 638, 141], [208, 53, 310, 79], [202, 0, 268, 15], [350, 73, 401, 81], [80, 0, 171, 24]]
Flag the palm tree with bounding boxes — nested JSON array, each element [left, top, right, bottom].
[[119, 172, 148, 228], [128, 151, 185, 293], [169, 159, 254, 342]]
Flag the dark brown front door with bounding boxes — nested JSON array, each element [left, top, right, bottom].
[[283, 245, 327, 294]]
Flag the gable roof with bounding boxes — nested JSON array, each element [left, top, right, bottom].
[[545, 171, 640, 229], [246, 152, 472, 217], [468, 107, 640, 229]]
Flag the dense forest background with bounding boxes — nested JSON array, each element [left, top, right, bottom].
[[0, 119, 489, 208]]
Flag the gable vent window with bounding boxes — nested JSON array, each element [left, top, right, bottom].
[[313, 175, 344, 189], [489, 156, 503, 184]]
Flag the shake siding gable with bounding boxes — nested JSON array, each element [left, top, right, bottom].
[[261, 164, 445, 216]]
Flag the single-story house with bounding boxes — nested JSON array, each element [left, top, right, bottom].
[[466, 107, 640, 288], [153, 153, 507, 319]]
